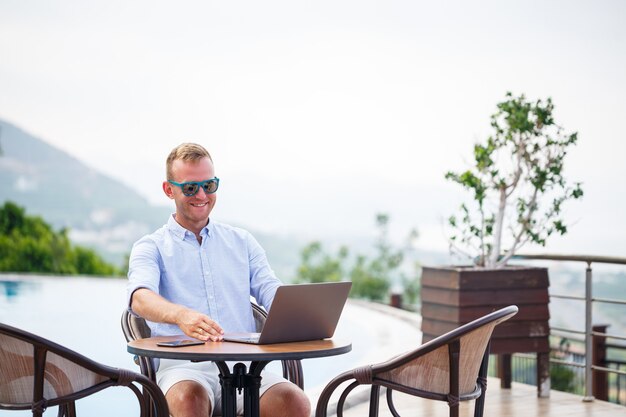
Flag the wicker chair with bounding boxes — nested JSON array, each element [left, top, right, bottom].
[[315, 305, 518, 417], [0, 322, 168, 417], [121, 303, 305, 414]]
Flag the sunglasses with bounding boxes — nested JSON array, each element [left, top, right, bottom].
[[168, 177, 220, 196]]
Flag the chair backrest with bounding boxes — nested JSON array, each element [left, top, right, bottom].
[[376, 305, 518, 397], [121, 309, 156, 381], [0, 324, 107, 408], [1, 322, 168, 417]]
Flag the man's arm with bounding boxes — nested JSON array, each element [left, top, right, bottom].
[[131, 288, 224, 342], [247, 232, 282, 309]]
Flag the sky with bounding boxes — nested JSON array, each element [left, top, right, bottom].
[[1, 0, 625, 259]]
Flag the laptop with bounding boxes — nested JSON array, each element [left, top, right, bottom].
[[223, 281, 352, 345]]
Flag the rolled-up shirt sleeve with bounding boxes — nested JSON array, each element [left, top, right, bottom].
[[127, 236, 161, 314], [247, 232, 282, 310]]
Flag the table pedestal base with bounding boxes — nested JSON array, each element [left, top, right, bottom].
[[217, 360, 269, 417]]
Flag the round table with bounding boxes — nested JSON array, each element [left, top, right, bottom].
[[128, 336, 351, 417]]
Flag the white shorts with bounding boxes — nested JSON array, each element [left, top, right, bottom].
[[156, 359, 288, 416]]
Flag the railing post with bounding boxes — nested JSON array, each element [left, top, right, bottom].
[[390, 293, 402, 309], [583, 262, 595, 402], [592, 324, 609, 401]]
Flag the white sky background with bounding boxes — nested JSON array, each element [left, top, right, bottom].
[[1, 0, 625, 257]]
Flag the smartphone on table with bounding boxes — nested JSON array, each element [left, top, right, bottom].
[[156, 339, 205, 347]]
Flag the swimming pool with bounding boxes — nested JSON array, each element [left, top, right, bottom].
[[0, 275, 377, 416]]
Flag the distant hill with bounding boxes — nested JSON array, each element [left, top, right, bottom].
[[0, 118, 304, 275], [0, 119, 172, 264]]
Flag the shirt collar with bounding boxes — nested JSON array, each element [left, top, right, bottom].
[[167, 214, 212, 240], [204, 220, 213, 238]]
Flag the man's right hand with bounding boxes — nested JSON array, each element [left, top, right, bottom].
[[131, 288, 224, 341], [175, 309, 224, 342]]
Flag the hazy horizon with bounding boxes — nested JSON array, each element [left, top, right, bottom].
[[1, 0, 625, 258]]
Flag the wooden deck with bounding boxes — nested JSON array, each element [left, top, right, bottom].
[[322, 377, 625, 417]]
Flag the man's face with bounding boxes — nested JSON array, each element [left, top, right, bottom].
[[163, 157, 217, 233]]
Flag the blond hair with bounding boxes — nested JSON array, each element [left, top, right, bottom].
[[166, 143, 213, 180]]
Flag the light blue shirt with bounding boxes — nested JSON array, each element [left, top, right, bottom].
[[127, 215, 282, 337]]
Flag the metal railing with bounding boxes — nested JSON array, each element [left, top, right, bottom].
[[498, 328, 626, 405], [512, 254, 626, 404]]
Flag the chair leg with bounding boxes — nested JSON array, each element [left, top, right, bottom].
[[142, 386, 156, 417], [386, 388, 401, 417], [474, 349, 490, 417], [55, 402, 76, 417], [474, 382, 487, 417], [449, 340, 460, 417], [315, 372, 354, 417], [67, 402, 76, 417], [368, 385, 380, 417], [474, 387, 487, 417]]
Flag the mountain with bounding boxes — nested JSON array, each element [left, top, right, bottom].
[[0, 119, 172, 264]]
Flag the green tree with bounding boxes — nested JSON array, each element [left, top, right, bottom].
[[348, 255, 390, 301], [349, 214, 402, 301], [401, 273, 421, 306], [295, 213, 419, 303], [295, 242, 348, 284], [550, 364, 577, 393], [446, 92, 583, 267], [73, 246, 118, 276], [0, 201, 120, 275]]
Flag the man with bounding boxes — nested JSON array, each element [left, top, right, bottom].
[[127, 143, 310, 417]]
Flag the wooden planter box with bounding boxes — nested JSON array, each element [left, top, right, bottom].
[[420, 265, 551, 396]]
